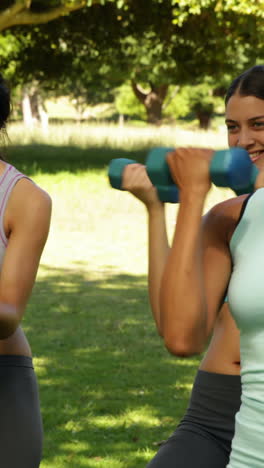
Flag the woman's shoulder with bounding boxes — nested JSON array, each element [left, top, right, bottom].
[[1, 162, 51, 210], [7, 175, 52, 233], [203, 194, 250, 241], [13, 176, 51, 210], [209, 193, 249, 218]]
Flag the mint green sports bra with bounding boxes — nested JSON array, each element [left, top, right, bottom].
[[227, 188, 264, 467]]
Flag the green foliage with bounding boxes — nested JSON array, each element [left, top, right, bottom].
[[163, 86, 190, 119], [0, 34, 21, 80], [115, 83, 146, 119], [171, 0, 214, 25], [4, 3, 128, 94], [186, 80, 224, 115], [162, 81, 225, 126], [1, 0, 264, 124], [215, 0, 264, 17]]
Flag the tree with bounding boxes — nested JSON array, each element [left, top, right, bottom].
[[181, 81, 224, 130], [115, 0, 264, 123], [2, 0, 264, 125], [0, 1, 121, 124]]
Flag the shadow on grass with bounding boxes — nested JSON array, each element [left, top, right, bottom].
[[25, 265, 201, 467], [7, 144, 148, 175]]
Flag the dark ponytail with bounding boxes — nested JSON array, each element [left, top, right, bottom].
[[0, 75, 11, 160], [0, 74, 10, 130]]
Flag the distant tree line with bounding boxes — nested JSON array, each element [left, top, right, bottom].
[[0, 0, 264, 128]]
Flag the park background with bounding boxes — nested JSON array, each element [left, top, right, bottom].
[[1, 1, 264, 467]]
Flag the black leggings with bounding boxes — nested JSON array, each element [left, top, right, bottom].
[[0, 355, 43, 468], [146, 370, 241, 468]]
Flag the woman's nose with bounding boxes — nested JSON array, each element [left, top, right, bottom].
[[236, 129, 255, 149]]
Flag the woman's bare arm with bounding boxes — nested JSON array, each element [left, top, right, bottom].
[[160, 148, 232, 356], [0, 178, 51, 338], [122, 164, 169, 334]]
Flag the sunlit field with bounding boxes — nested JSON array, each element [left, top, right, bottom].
[[9, 120, 227, 149], [6, 123, 234, 467]]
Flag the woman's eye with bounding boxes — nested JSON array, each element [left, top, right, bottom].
[[226, 125, 238, 132], [253, 121, 264, 128]]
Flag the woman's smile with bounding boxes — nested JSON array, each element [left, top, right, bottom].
[[249, 150, 264, 163]]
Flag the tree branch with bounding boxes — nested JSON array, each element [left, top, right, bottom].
[[131, 81, 147, 104], [0, 0, 29, 21], [0, 1, 87, 31]]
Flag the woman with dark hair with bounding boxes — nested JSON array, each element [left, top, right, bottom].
[[122, 65, 264, 467], [0, 76, 51, 467]]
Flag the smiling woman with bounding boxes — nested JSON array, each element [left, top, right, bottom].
[[121, 65, 264, 468], [225, 68, 264, 185], [159, 65, 264, 468], [226, 95, 264, 164]]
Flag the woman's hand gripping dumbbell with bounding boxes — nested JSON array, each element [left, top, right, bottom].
[[108, 153, 178, 203], [121, 163, 161, 208]]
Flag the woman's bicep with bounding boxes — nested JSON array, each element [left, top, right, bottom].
[[202, 209, 232, 335]]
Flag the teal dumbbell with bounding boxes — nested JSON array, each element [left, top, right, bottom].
[[108, 155, 179, 202], [146, 147, 259, 202], [108, 147, 259, 203]]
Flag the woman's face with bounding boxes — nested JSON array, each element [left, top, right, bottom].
[[225, 93, 264, 170]]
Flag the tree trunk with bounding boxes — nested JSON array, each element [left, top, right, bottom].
[[131, 82, 168, 124], [196, 110, 213, 130], [22, 85, 49, 133], [39, 102, 49, 135], [30, 90, 40, 121], [118, 114, 124, 126], [22, 88, 34, 129], [145, 91, 163, 124]]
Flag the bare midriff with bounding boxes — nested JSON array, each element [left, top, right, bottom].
[[0, 326, 32, 356], [199, 303, 240, 375]]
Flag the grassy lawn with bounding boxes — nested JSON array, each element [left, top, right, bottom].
[[6, 123, 234, 467]]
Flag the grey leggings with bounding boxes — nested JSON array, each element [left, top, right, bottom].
[[0, 355, 43, 468], [146, 370, 241, 468]]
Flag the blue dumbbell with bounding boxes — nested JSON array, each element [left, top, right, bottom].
[[146, 147, 259, 202], [108, 147, 259, 203], [108, 156, 178, 202]]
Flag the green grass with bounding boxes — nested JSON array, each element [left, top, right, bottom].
[[5, 123, 234, 467]]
